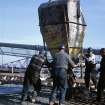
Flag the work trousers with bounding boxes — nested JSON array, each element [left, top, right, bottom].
[[49, 68, 67, 104], [21, 70, 41, 101], [97, 74, 105, 101], [84, 69, 97, 89]]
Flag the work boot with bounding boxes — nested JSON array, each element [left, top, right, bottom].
[[49, 101, 54, 105], [28, 91, 37, 103], [21, 94, 27, 101], [32, 91, 37, 103], [59, 102, 65, 105], [31, 98, 36, 103], [59, 104, 65, 105]]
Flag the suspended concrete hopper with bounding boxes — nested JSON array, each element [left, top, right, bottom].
[[38, 0, 86, 58]]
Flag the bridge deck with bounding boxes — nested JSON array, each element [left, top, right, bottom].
[[0, 85, 105, 105]]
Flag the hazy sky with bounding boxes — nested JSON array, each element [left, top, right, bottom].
[[0, 0, 105, 48]]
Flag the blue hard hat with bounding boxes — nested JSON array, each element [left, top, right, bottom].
[[87, 47, 93, 53], [59, 44, 65, 49]]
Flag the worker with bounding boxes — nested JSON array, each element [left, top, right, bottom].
[[96, 48, 105, 102], [49, 44, 77, 105], [84, 47, 97, 90], [21, 51, 46, 103]]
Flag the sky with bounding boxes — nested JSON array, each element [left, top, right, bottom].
[[0, 0, 105, 48]]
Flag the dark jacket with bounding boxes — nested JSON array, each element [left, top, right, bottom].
[[27, 54, 45, 82], [99, 56, 105, 78]]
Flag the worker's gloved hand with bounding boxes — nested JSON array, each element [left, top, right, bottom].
[[76, 63, 81, 67], [75, 64, 79, 67]]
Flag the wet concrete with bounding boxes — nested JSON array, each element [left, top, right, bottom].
[[0, 86, 105, 105]]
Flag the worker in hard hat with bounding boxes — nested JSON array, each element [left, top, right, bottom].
[[84, 47, 97, 90], [49, 44, 77, 105]]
